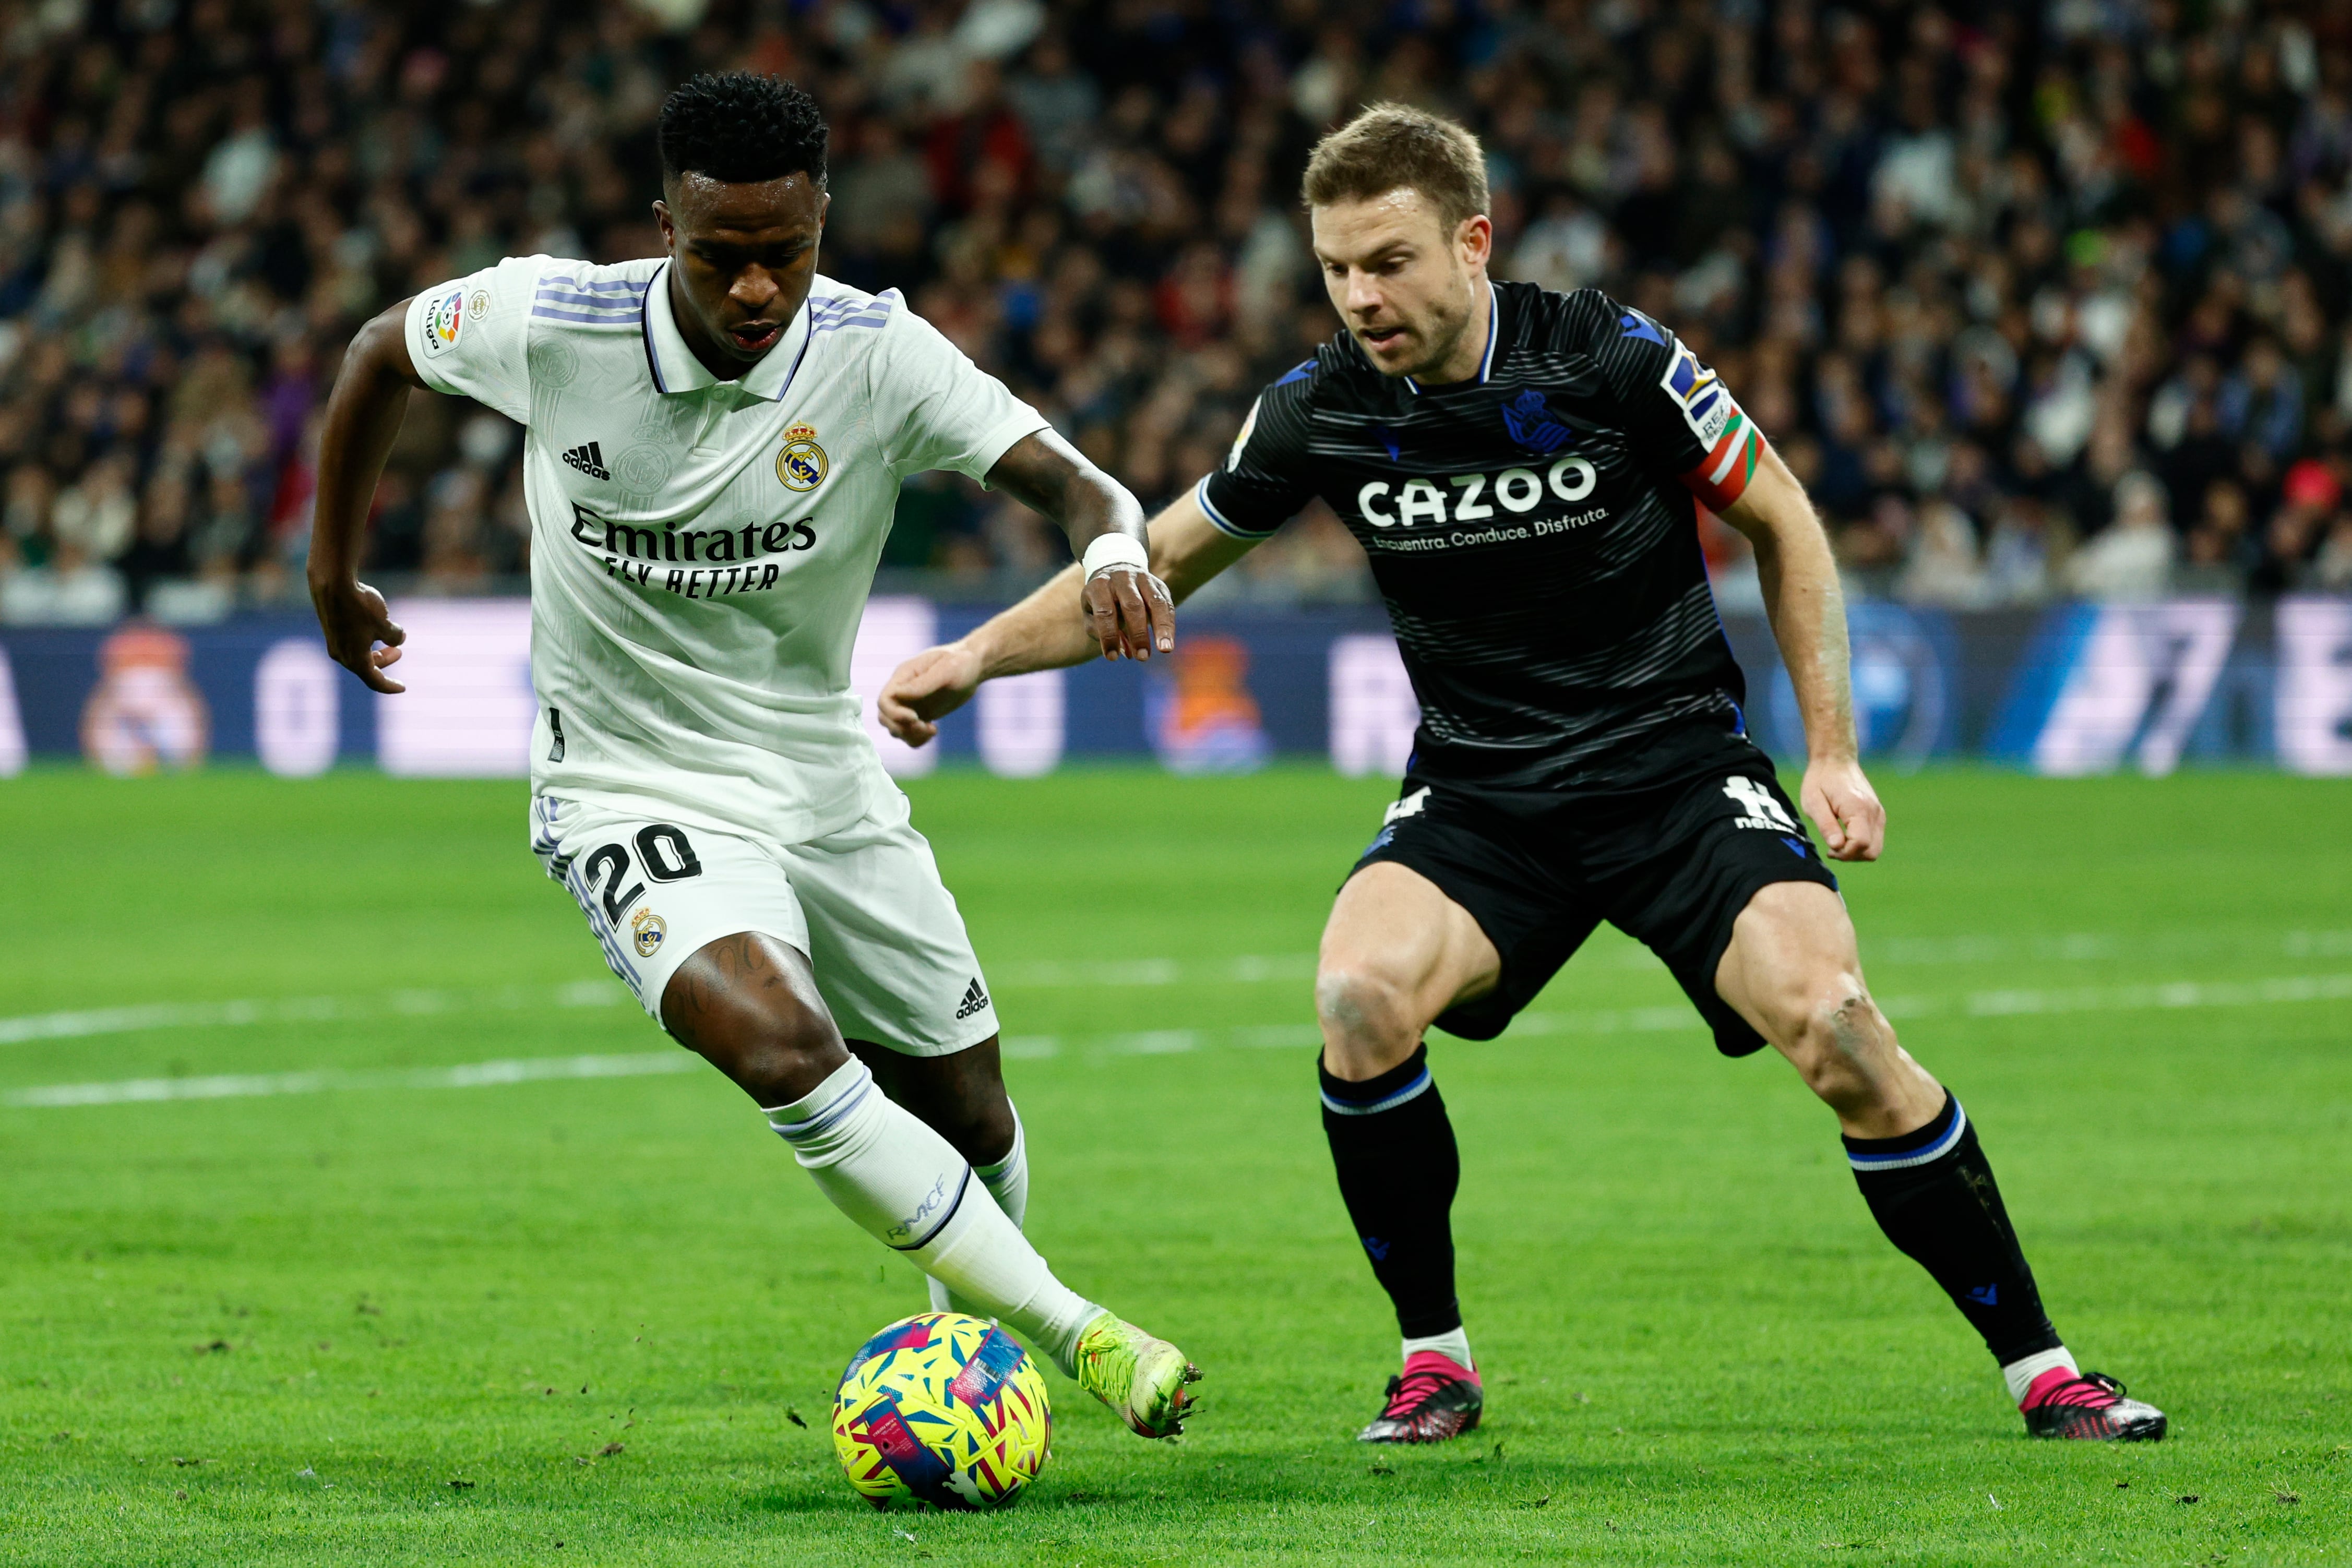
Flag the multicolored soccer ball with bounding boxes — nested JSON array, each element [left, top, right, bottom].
[[831, 1312, 1052, 1510]]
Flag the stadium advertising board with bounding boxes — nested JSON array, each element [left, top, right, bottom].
[[1, 596, 2347, 777]]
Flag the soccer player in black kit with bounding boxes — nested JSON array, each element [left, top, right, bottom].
[[881, 104, 2165, 1446]]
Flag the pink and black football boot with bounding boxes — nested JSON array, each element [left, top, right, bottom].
[[2021, 1368, 2167, 1441], [1356, 1349, 1483, 1443]]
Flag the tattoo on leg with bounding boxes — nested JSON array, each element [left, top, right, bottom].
[[671, 933, 781, 1038]]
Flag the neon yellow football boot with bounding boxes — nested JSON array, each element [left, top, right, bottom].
[[1072, 1311, 1200, 1438]]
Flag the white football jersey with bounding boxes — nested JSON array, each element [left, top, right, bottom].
[[403, 257, 1048, 844]]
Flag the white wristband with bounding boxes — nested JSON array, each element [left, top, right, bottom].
[[1081, 533, 1151, 580]]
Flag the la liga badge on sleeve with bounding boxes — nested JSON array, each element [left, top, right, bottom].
[[421, 288, 464, 356]]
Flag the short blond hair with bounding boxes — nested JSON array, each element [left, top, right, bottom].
[[1302, 102, 1490, 233]]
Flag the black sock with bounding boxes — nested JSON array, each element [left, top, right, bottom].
[[1845, 1092, 2062, 1366], [1320, 1044, 1461, 1338]]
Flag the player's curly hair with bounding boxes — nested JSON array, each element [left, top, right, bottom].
[[657, 72, 828, 188]]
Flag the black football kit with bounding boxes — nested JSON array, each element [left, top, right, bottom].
[[1199, 279, 1833, 1056], [1201, 282, 2141, 1442]]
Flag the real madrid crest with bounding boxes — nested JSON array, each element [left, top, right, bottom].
[[630, 905, 666, 959], [777, 421, 828, 492]]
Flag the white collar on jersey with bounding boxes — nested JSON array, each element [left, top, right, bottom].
[[1401, 279, 1501, 396], [639, 258, 816, 402]]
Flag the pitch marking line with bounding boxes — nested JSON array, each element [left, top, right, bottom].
[[6, 1051, 696, 1108], [994, 931, 2352, 985], [1009, 971, 2352, 1059], [6, 970, 2347, 1110], [990, 954, 1313, 987], [8, 932, 2347, 1049], [0, 981, 628, 1048]]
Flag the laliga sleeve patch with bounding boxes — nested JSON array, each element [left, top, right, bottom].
[[1225, 396, 1261, 471], [1660, 342, 1732, 447], [419, 288, 465, 357]]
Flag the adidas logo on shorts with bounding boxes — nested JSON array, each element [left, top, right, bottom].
[[562, 440, 611, 481], [953, 977, 991, 1020]]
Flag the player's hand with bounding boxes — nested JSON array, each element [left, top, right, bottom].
[[878, 642, 985, 747], [1082, 565, 1175, 661], [310, 577, 407, 694], [1800, 754, 1885, 861]]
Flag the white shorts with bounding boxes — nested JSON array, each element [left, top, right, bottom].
[[531, 795, 1000, 1057]]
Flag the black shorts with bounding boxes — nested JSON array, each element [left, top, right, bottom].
[[1350, 755, 1840, 1057]]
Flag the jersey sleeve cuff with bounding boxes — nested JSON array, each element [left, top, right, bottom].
[[962, 408, 1055, 486], [1195, 475, 1280, 540]]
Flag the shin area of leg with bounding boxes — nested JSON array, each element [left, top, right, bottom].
[[767, 1058, 1094, 1374]]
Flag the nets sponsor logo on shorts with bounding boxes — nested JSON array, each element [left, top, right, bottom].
[[1384, 786, 1432, 825], [1722, 775, 1798, 833], [630, 905, 666, 958], [953, 977, 991, 1021]]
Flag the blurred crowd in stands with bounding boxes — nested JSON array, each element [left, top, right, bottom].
[[3, 0, 2352, 625]]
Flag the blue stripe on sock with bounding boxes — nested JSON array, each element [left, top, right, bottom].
[[772, 1072, 873, 1143], [1321, 1067, 1433, 1117], [1844, 1099, 1967, 1171]]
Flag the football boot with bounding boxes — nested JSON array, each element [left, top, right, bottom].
[[1357, 1349, 1483, 1443], [1073, 1311, 1200, 1439], [2021, 1369, 2167, 1441]]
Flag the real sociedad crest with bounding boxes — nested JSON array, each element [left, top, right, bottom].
[[1500, 388, 1575, 453], [778, 421, 828, 491]]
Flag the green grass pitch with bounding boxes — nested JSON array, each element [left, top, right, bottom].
[[3, 764, 2347, 1565]]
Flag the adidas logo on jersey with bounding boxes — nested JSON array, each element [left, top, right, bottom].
[[953, 978, 992, 1020], [563, 441, 611, 481]]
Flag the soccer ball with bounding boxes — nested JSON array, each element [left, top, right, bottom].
[[831, 1312, 1052, 1510]]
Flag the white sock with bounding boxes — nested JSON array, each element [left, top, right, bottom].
[[928, 1106, 1028, 1315], [2001, 1345, 2078, 1404], [767, 1062, 1096, 1375], [1402, 1326, 1474, 1371]]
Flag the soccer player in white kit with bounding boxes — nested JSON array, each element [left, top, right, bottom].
[[305, 73, 1198, 1440]]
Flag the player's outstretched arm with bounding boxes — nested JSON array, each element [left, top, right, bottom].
[[308, 300, 429, 694], [878, 485, 1260, 746], [1718, 445, 1886, 861], [983, 428, 1174, 664]]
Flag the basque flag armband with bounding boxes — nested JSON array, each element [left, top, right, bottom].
[[1660, 339, 1768, 512]]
